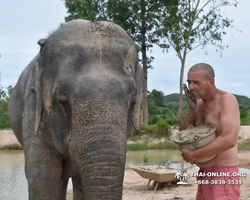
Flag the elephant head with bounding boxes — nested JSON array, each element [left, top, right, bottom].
[[14, 19, 144, 200]]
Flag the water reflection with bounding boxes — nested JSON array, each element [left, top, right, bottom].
[[0, 150, 27, 200], [126, 149, 184, 169]]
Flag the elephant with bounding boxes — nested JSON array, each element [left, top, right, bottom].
[[8, 19, 144, 200]]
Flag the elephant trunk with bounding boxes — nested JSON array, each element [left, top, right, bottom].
[[69, 101, 128, 200]]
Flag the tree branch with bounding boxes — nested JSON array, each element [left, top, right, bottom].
[[195, 0, 212, 18], [182, 0, 200, 63], [166, 35, 183, 60], [192, 0, 227, 34]]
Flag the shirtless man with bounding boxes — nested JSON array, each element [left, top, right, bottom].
[[179, 63, 240, 200]]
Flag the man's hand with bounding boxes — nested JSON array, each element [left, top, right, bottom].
[[180, 148, 195, 164], [183, 84, 197, 110]]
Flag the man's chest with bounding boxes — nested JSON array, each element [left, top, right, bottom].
[[195, 102, 221, 129]]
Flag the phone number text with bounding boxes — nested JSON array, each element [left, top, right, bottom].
[[195, 180, 242, 185]]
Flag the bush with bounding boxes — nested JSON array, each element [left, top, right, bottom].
[[240, 109, 250, 125], [149, 115, 160, 125], [131, 123, 155, 137], [131, 119, 171, 138], [154, 119, 171, 137], [0, 99, 11, 129], [143, 154, 149, 162]]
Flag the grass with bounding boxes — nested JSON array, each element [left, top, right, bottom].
[[128, 136, 250, 152], [143, 154, 149, 163], [127, 137, 180, 151], [127, 143, 148, 151]]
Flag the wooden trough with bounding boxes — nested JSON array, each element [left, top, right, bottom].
[[132, 166, 178, 191]]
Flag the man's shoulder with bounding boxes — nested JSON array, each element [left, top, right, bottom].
[[219, 90, 237, 101], [219, 90, 239, 107]]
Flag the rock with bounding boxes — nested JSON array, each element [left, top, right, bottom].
[[0, 130, 23, 150]]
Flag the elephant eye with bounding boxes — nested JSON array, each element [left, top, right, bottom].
[[58, 96, 67, 102], [56, 90, 67, 101], [56, 93, 69, 107]]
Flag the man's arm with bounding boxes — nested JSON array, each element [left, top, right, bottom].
[[179, 108, 195, 130], [179, 84, 197, 131], [181, 94, 239, 163]]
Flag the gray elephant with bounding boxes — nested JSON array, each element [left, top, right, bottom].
[[8, 19, 144, 200]]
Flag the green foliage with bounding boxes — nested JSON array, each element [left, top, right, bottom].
[[154, 119, 171, 137], [148, 90, 181, 127], [149, 115, 160, 125], [127, 143, 148, 151], [158, 0, 238, 55], [127, 141, 179, 151], [235, 94, 250, 110], [150, 142, 179, 150], [143, 154, 149, 163], [240, 110, 250, 126], [147, 98, 158, 116], [132, 119, 171, 138], [0, 86, 13, 129], [148, 89, 165, 107], [164, 93, 186, 103], [0, 99, 10, 129]]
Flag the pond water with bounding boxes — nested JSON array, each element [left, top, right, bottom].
[[0, 150, 249, 200]]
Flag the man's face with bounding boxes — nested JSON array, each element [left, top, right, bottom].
[[187, 70, 212, 99]]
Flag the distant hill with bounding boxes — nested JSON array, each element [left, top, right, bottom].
[[164, 93, 250, 110], [234, 94, 250, 110], [163, 93, 186, 103]]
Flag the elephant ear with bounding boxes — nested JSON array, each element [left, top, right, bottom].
[[23, 55, 43, 136], [125, 44, 145, 131]]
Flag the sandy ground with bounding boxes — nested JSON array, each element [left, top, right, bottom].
[[0, 130, 22, 149]]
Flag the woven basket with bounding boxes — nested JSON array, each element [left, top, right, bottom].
[[173, 125, 216, 163]]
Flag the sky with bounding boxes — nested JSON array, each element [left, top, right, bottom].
[[0, 0, 249, 97]]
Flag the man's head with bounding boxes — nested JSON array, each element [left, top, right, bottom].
[[187, 63, 216, 99]]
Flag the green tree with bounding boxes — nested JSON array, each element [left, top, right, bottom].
[[157, 0, 239, 119], [147, 98, 158, 116], [148, 89, 165, 107], [63, 0, 178, 125], [0, 86, 12, 129]]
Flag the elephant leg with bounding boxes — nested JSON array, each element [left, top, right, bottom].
[[23, 139, 63, 200], [72, 175, 84, 200]]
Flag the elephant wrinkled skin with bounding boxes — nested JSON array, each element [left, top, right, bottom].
[[8, 19, 144, 200]]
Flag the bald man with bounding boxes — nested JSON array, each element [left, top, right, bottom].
[[179, 63, 240, 200]]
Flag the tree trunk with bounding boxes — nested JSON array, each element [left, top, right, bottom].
[[140, 0, 148, 124], [178, 61, 185, 120]]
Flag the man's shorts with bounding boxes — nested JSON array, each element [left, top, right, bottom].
[[196, 166, 240, 200]]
